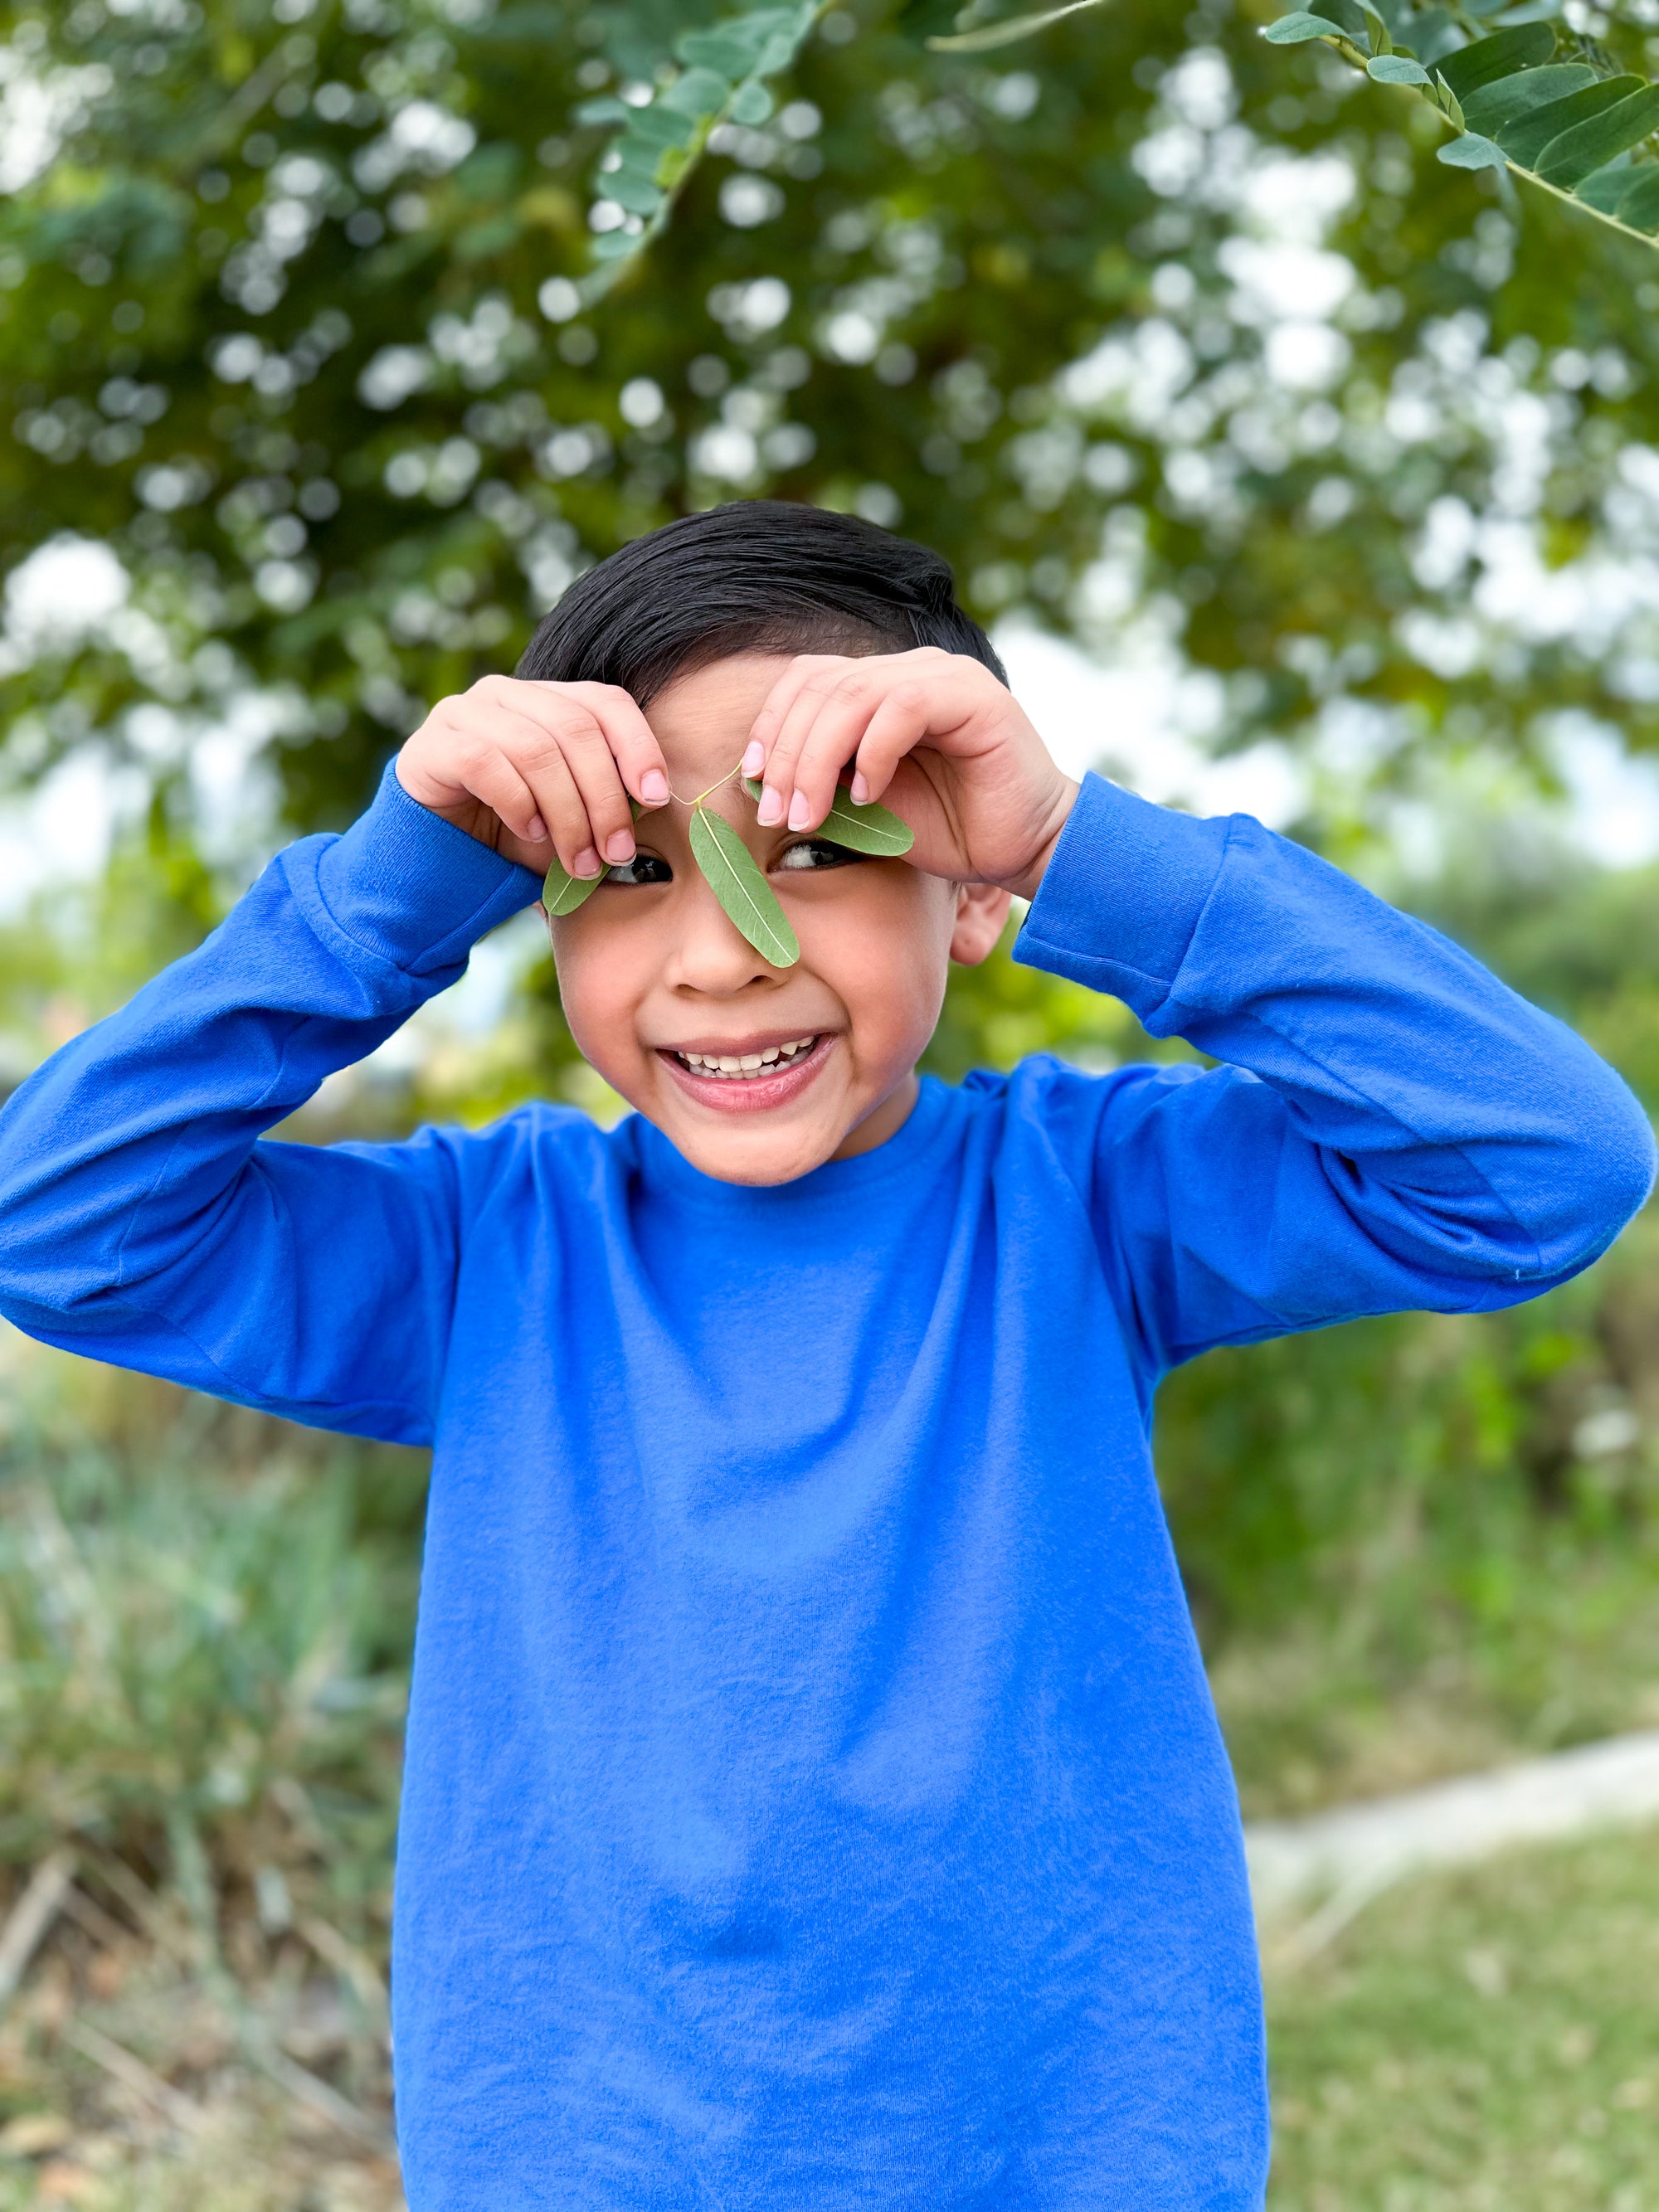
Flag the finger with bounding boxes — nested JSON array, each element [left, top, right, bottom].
[[450, 738, 551, 854], [770, 662, 900, 832], [849, 687, 937, 808], [757, 660, 885, 829], [524, 680, 672, 810], [744, 656, 850, 788], [473, 713, 599, 874], [513, 707, 639, 868], [513, 738, 603, 878], [787, 675, 917, 834]]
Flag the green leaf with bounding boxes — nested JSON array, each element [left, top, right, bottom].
[[572, 95, 630, 126], [542, 857, 604, 915], [742, 777, 916, 856], [1535, 85, 1659, 189], [1410, 10, 1465, 66], [1431, 71, 1466, 128], [1433, 21, 1555, 103], [1368, 53, 1430, 81], [689, 805, 800, 967], [1616, 165, 1659, 231], [1574, 158, 1637, 213], [757, 22, 815, 72], [1438, 130, 1508, 168], [1459, 61, 1596, 136], [1496, 75, 1642, 169], [659, 66, 733, 118], [926, 0, 1112, 50], [677, 16, 780, 75], [603, 167, 664, 216], [1309, 0, 1367, 36], [621, 105, 696, 151], [1263, 11, 1342, 42], [729, 80, 775, 124]]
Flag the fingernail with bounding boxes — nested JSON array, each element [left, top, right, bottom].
[[605, 831, 635, 863], [573, 847, 601, 878], [640, 769, 669, 805], [788, 790, 811, 832], [757, 785, 784, 827], [528, 814, 547, 843], [850, 773, 870, 806], [741, 741, 764, 778]]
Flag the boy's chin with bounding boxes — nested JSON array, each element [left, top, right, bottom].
[[654, 1112, 846, 1188]]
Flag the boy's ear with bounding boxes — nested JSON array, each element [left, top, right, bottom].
[[948, 882, 1013, 967]]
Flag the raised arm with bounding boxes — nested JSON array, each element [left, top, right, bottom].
[[0, 766, 541, 1444], [1014, 774, 1657, 1377]]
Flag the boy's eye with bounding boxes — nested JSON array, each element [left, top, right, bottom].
[[774, 838, 859, 873], [606, 853, 673, 887]]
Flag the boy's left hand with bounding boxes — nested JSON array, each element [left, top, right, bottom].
[[743, 649, 1079, 901]]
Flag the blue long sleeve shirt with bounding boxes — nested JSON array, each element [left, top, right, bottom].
[[0, 767, 1651, 2210]]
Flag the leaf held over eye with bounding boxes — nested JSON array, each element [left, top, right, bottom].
[[542, 855, 604, 915], [690, 805, 800, 968], [742, 777, 916, 856]]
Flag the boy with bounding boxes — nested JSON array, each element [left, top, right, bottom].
[[0, 500, 1651, 2210]]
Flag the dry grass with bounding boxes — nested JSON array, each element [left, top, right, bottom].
[[1266, 1823, 1659, 2210]]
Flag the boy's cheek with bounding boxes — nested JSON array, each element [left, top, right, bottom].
[[545, 920, 653, 1091], [793, 876, 956, 1063]]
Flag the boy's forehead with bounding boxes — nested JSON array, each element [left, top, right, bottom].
[[646, 653, 782, 783]]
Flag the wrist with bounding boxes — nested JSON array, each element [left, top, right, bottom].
[[998, 779, 1082, 902], [304, 760, 542, 979]]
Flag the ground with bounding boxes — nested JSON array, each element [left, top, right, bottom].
[[2, 1823, 1657, 2209]]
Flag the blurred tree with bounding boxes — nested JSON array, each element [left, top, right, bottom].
[[5, 0, 1659, 858]]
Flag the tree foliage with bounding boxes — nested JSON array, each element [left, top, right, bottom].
[[1259, 0, 1659, 255], [4, 0, 1659, 851]]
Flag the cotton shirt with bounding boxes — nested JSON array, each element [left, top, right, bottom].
[[0, 768, 1651, 2211]]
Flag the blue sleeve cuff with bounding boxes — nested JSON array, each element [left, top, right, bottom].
[[299, 761, 545, 981], [1012, 772, 1232, 1023]]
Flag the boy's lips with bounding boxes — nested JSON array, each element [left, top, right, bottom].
[[656, 1032, 835, 1113]]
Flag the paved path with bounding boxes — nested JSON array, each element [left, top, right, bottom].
[[1243, 1728, 1659, 1960]]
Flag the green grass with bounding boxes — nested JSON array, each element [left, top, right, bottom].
[[1266, 1824, 1659, 2211]]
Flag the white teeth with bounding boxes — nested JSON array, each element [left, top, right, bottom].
[[674, 1036, 819, 1079]]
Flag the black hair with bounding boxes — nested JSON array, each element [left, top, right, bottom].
[[515, 498, 1007, 706]]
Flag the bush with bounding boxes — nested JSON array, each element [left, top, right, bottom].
[[0, 1335, 421, 1946]]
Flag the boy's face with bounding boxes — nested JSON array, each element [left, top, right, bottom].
[[546, 653, 1010, 1187]]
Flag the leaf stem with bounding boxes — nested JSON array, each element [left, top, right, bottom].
[[648, 756, 748, 809]]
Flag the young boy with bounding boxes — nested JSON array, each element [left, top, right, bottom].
[[0, 500, 1651, 2210]]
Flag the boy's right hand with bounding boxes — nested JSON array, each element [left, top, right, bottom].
[[396, 677, 672, 878]]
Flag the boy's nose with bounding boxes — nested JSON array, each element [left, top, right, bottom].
[[665, 873, 786, 989]]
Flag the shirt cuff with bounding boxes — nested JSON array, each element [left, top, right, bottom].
[[296, 760, 545, 980], [1012, 771, 1232, 1023]]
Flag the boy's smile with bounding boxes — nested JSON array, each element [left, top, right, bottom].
[[659, 1028, 832, 1111], [543, 653, 1010, 1187]]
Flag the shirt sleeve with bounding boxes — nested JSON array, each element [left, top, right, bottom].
[[1013, 773, 1657, 1377], [0, 764, 544, 1446]]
